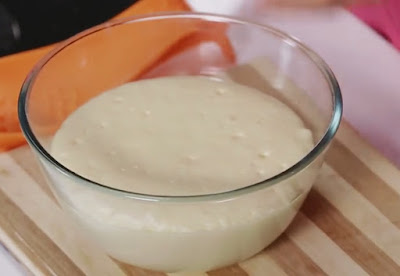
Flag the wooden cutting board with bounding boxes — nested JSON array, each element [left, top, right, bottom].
[[0, 120, 400, 276]]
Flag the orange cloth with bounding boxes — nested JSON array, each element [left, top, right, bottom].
[[0, 0, 234, 151]]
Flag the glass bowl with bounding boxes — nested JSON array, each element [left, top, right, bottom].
[[18, 12, 342, 273]]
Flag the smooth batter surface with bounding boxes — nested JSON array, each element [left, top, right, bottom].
[[50, 76, 316, 272], [52, 76, 313, 195]]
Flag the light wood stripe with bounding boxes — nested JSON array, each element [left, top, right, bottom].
[[239, 254, 287, 276], [0, 227, 39, 276], [302, 189, 400, 275], [8, 146, 56, 202], [266, 234, 326, 275], [0, 188, 84, 276], [315, 165, 400, 265], [0, 154, 126, 275], [208, 264, 248, 276], [327, 140, 400, 226], [287, 212, 368, 276], [115, 260, 167, 276]]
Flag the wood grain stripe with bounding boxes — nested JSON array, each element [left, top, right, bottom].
[[327, 140, 400, 226], [115, 259, 166, 276], [0, 227, 38, 275], [266, 234, 326, 276], [0, 189, 85, 276], [287, 212, 368, 276], [239, 254, 287, 276], [315, 165, 400, 265], [8, 146, 56, 201], [208, 264, 248, 276], [302, 189, 400, 275], [337, 122, 400, 192]]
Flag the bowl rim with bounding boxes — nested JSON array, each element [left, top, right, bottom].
[[18, 12, 343, 203]]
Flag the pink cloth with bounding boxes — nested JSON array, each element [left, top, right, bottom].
[[350, 0, 400, 50]]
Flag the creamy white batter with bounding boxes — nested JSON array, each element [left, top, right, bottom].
[[52, 76, 313, 195], [49, 76, 316, 272]]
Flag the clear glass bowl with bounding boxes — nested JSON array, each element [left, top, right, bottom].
[[18, 13, 342, 273]]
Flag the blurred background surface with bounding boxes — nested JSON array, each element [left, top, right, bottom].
[[0, 0, 138, 57]]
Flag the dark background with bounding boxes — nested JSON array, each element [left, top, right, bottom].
[[0, 0, 138, 57]]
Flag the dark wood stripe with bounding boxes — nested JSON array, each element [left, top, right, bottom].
[[302, 189, 400, 275], [209, 264, 249, 276], [0, 189, 84, 276], [266, 234, 326, 276], [327, 140, 400, 227], [113, 259, 166, 276]]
